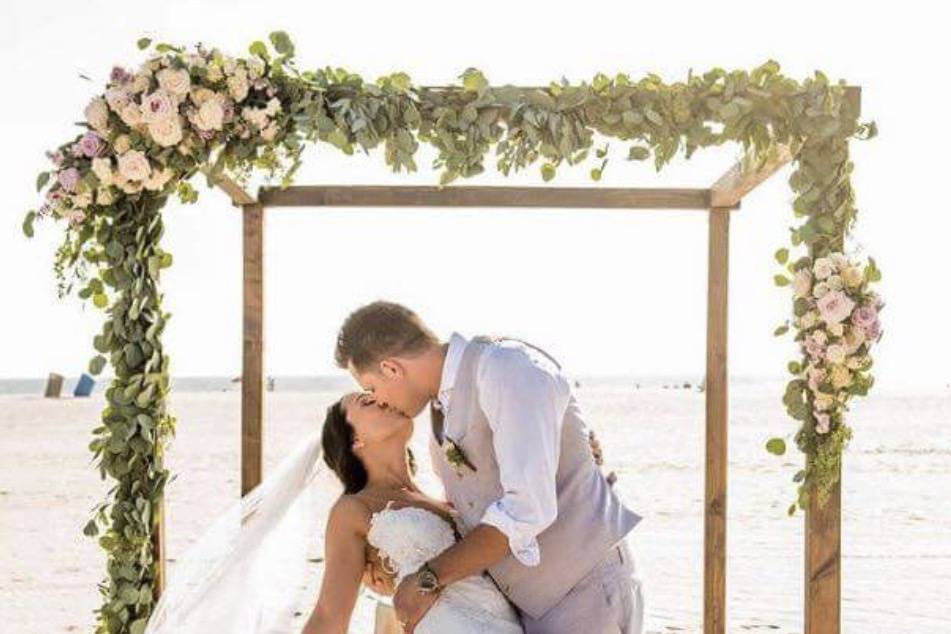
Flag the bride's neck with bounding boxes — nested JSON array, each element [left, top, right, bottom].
[[364, 447, 416, 492]]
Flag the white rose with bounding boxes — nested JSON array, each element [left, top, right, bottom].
[[223, 58, 238, 75], [91, 157, 114, 186], [812, 281, 831, 299], [194, 95, 225, 131], [157, 67, 191, 98], [825, 343, 847, 365], [85, 97, 110, 132], [827, 275, 844, 291], [207, 65, 223, 82], [140, 89, 179, 124], [248, 59, 265, 79], [813, 257, 834, 280], [117, 149, 152, 182], [148, 116, 184, 147]]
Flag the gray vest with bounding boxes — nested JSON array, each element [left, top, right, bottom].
[[428, 335, 642, 620]]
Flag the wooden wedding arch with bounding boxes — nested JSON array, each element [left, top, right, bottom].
[[155, 85, 860, 634]]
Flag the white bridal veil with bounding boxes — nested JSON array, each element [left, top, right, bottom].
[[144, 429, 329, 634]]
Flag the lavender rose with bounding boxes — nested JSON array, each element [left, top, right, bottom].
[[79, 131, 108, 158], [58, 167, 81, 193]]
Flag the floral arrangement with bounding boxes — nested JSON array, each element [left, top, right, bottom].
[[21, 30, 878, 634], [768, 248, 883, 512]]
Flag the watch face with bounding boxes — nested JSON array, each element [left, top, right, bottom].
[[418, 570, 438, 591]]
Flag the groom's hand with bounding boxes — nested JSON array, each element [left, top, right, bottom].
[[393, 572, 439, 633]]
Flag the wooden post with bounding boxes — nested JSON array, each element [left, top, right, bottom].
[[805, 468, 841, 633], [242, 203, 265, 496], [704, 207, 730, 634]]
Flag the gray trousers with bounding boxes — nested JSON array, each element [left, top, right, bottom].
[[517, 539, 644, 634]]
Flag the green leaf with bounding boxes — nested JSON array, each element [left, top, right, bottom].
[[269, 31, 295, 57], [627, 146, 650, 161], [773, 324, 789, 336], [590, 167, 602, 181], [22, 210, 36, 238], [130, 618, 149, 634], [93, 293, 108, 309], [460, 68, 488, 94], [773, 274, 790, 286], [774, 247, 789, 264], [787, 503, 797, 516], [766, 438, 786, 455], [83, 518, 99, 537], [89, 355, 107, 376], [36, 171, 50, 193], [541, 163, 556, 182], [136, 37, 151, 50]]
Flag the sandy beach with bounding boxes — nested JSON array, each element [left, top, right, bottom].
[[1, 379, 949, 633]]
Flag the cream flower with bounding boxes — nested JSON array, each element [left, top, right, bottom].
[[117, 150, 151, 182], [85, 97, 110, 132], [227, 71, 249, 103], [242, 105, 269, 129], [841, 266, 863, 288], [206, 65, 224, 83], [827, 322, 844, 337], [813, 257, 835, 280], [815, 412, 831, 434], [140, 89, 179, 124], [260, 122, 279, 141], [830, 365, 852, 389], [68, 208, 87, 226], [264, 97, 282, 116], [119, 103, 143, 128], [830, 252, 849, 271], [91, 157, 114, 186], [72, 191, 93, 209], [105, 87, 132, 113], [826, 275, 844, 291], [825, 343, 847, 365], [148, 116, 184, 147], [814, 393, 834, 411], [190, 87, 216, 106], [793, 269, 812, 299], [96, 186, 115, 206], [812, 281, 831, 299], [113, 135, 131, 154], [132, 71, 152, 93], [194, 95, 226, 131], [157, 67, 191, 98], [144, 166, 174, 191], [799, 311, 818, 330]]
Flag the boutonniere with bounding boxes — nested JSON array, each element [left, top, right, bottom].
[[443, 437, 477, 475]]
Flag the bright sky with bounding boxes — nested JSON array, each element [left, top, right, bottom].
[[1, 1, 945, 391]]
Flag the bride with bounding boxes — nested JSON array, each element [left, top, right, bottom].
[[143, 389, 524, 634], [301, 390, 524, 633]]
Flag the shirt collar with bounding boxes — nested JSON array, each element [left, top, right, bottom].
[[436, 331, 468, 411]]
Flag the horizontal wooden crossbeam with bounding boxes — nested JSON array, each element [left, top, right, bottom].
[[256, 185, 737, 210]]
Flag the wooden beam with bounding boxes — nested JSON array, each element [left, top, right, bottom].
[[704, 207, 731, 634], [710, 85, 862, 207], [257, 185, 737, 210], [241, 203, 264, 496], [805, 461, 842, 633], [200, 165, 257, 206]]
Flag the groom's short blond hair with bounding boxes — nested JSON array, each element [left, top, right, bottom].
[[334, 301, 440, 374]]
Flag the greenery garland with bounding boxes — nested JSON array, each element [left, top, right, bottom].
[[22, 31, 879, 633]]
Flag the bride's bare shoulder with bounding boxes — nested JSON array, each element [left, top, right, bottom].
[[326, 493, 373, 535]]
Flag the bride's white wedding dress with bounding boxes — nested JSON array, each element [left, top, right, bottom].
[[142, 429, 524, 634], [367, 502, 524, 633]]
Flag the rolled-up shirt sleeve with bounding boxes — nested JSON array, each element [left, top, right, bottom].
[[476, 345, 570, 567]]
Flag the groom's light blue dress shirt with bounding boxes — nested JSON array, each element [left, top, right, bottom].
[[436, 331, 571, 567]]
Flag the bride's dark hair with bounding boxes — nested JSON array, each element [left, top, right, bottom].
[[321, 398, 416, 494]]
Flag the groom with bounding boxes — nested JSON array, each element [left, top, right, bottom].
[[334, 301, 645, 633]]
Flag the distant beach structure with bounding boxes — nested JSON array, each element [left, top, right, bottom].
[[44, 372, 63, 398], [73, 373, 95, 397]]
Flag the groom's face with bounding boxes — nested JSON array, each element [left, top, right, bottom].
[[349, 358, 427, 420]]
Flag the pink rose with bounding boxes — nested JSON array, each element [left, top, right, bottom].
[[141, 89, 178, 123], [815, 412, 831, 434], [57, 167, 81, 193], [864, 319, 882, 340], [804, 332, 826, 359], [817, 289, 856, 325], [79, 131, 108, 158], [851, 304, 877, 329]]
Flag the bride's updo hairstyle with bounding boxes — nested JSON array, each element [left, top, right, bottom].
[[321, 398, 417, 495]]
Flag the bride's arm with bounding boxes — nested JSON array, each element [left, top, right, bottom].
[[301, 496, 369, 634]]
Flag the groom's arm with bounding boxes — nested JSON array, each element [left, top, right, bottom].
[[427, 345, 570, 583]]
